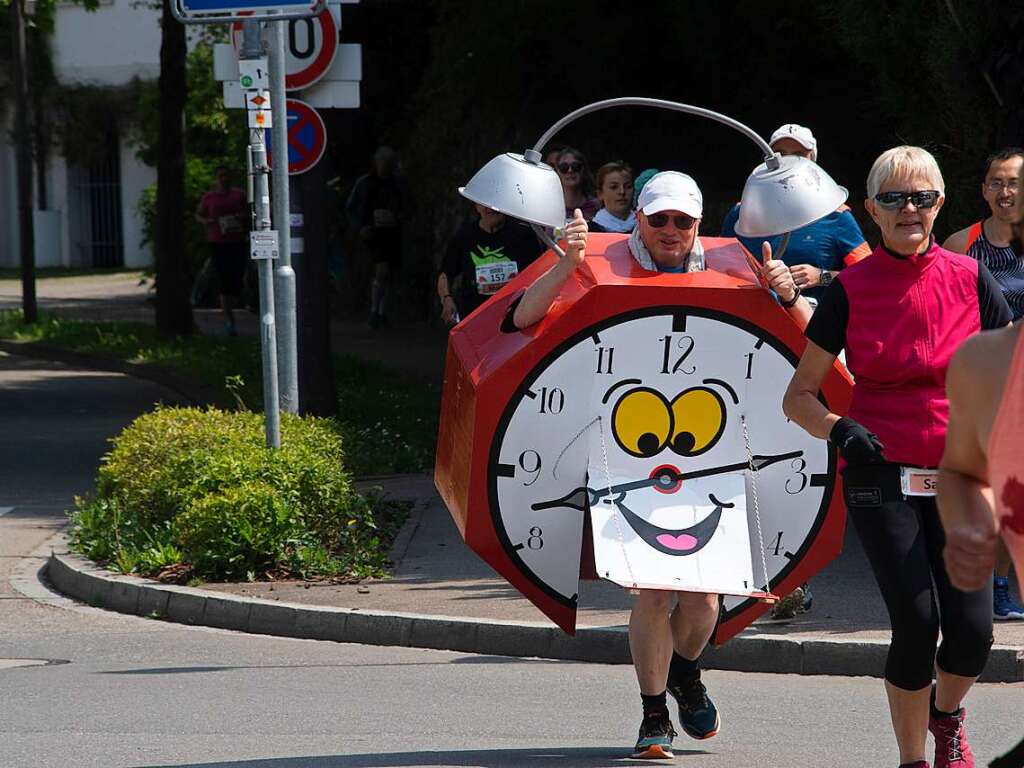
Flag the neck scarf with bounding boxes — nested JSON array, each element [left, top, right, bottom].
[[628, 226, 705, 272], [593, 208, 637, 233]]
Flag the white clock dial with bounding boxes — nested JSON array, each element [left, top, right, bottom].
[[489, 306, 837, 619]]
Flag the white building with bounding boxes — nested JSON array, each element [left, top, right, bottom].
[[1, 0, 164, 269]]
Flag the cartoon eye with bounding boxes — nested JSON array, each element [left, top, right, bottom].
[[668, 387, 726, 457], [612, 388, 672, 458]]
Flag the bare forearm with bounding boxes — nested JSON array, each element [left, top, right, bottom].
[[512, 260, 575, 329], [937, 469, 994, 531], [783, 389, 839, 440], [783, 299, 813, 329]]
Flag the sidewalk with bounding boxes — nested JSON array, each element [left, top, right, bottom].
[[0, 271, 449, 383], [5, 272, 1023, 680], [44, 472, 1024, 682]]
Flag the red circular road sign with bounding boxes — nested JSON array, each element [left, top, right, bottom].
[[266, 99, 327, 175], [232, 9, 338, 91]]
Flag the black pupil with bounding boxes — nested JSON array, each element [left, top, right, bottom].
[[672, 432, 696, 455], [638, 433, 660, 456]]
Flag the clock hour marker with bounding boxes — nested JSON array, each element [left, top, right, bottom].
[[783, 551, 796, 560], [672, 313, 687, 332], [591, 332, 601, 345], [810, 473, 828, 487], [495, 463, 516, 477], [513, 542, 525, 551], [523, 389, 537, 400], [754, 338, 765, 350]]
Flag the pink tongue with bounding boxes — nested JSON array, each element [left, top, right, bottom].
[[656, 533, 698, 551]]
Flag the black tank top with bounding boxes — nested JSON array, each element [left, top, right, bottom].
[[968, 226, 1024, 321]]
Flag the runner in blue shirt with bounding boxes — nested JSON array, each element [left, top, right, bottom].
[[721, 124, 871, 302]]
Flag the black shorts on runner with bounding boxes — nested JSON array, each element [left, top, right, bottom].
[[211, 242, 248, 297]]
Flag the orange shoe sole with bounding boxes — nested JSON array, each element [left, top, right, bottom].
[[631, 744, 675, 759]]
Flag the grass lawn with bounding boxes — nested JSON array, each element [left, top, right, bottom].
[[0, 311, 439, 477]]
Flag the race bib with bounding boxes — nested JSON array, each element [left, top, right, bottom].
[[218, 214, 243, 235], [475, 260, 519, 295], [900, 467, 938, 497]]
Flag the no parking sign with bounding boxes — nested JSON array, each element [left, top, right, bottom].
[[265, 99, 327, 175]]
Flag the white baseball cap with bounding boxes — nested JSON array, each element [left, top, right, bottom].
[[637, 171, 703, 218], [769, 124, 817, 155]]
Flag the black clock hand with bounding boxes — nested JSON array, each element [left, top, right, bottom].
[[530, 450, 804, 512]]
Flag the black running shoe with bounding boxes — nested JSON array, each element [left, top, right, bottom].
[[668, 676, 720, 740], [632, 712, 677, 759]]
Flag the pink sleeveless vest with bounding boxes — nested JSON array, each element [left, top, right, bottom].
[[988, 328, 1024, 596], [839, 241, 980, 467]]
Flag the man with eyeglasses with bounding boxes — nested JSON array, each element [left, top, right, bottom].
[[944, 147, 1024, 626], [512, 171, 812, 759], [945, 148, 1024, 322]]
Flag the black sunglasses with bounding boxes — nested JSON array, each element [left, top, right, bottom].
[[558, 162, 583, 173], [873, 190, 941, 210], [646, 212, 697, 230]]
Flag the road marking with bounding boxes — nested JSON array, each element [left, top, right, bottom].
[[0, 507, 13, 518]]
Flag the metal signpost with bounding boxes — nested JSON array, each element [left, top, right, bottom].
[[173, 0, 326, 447]]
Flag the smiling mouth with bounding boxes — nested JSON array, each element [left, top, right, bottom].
[[611, 493, 734, 556]]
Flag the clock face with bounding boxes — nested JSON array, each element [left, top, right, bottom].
[[487, 305, 836, 620]]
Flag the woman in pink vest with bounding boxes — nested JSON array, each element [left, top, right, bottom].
[[784, 146, 1012, 768]]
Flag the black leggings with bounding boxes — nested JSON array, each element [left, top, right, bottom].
[[843, 464, 993, 691]]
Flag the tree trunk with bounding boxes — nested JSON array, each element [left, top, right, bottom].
[[154, 0, 193, 337], [11, 0, 36, 324], [295, 160, 338, 417]]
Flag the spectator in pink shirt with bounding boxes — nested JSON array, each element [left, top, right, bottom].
[[196, 166, 249, 336]]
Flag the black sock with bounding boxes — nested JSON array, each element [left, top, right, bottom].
[[930, 700, 959, 719], [668, 651, 700, 685], [641, 691, 669, 719]]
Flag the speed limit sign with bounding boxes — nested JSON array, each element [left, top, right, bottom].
[[232, 8, 338, 91]]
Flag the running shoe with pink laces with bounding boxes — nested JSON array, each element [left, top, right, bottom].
[[929, 706, 974, 768]]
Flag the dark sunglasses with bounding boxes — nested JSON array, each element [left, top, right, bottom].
[[557, 162, 583, 173], [646, 212, 697, 230], [873, 190, 941, 210]]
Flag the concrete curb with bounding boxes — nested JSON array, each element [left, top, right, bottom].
[[46, 550, 1024, 681]]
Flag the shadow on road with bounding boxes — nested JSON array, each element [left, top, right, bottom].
[[134, 746, 709, 768], [98, 655, 578, 675]]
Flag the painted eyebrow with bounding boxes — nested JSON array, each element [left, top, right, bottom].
[[602, 378, 642, 404], [702, 378, 739, 404]]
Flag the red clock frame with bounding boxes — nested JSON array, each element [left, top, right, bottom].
[[435, 234, 853, 642]]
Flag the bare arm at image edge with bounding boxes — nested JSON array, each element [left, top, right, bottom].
[[937, 339, 1001, 591]]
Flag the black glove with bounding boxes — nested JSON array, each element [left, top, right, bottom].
[[829, 417, 886, 465]]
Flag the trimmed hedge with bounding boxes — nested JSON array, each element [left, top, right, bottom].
[[69, 406, 392, 582]]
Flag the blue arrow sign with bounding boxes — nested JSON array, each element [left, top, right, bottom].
[[182, 0, 315, 12]]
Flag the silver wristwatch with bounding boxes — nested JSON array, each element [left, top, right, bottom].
[[819, 270, 835, 287]]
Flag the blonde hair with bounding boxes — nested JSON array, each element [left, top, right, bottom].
[[866, 146, 945, 199]]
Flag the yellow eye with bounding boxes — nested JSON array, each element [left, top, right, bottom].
[[612, 388, 672, 458], [669, 387, 726, 456]]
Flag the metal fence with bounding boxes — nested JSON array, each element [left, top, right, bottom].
[[68, 133, 124, 268]]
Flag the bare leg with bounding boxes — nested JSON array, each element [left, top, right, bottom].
[[934, 667, 977, 713], [884, 682, 929, 765], [630, 590, 674, 694], [670, 592, 719, 659], [997, 539, 1013, 579], [220, 293, 235, 327]]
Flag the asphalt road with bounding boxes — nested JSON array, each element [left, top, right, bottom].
[[1, 347, 1022, 768]]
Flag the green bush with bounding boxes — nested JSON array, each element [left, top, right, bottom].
[[69, 406, 392, 581]]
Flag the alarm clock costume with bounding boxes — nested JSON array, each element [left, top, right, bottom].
[[442, 171, 849, 761], [786, 146, 1012, 768]]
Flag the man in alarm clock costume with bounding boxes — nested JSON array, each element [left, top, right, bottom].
[[514, 171, 812, 760]]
